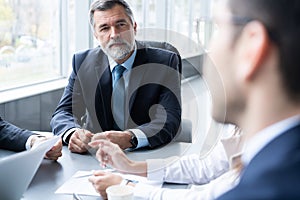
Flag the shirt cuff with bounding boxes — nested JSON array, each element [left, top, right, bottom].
[[128, 129, 149, 149], [25, 134, 48, 150], [25, 135, 37, 150], [146, 159, 166, 182], [133, 182, 156, 199], [62, 128, 79, 144]]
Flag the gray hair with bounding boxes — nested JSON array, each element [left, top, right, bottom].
[[89, 0, 135, 31]]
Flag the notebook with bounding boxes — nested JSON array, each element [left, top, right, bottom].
[[0, 136, 60, 200]]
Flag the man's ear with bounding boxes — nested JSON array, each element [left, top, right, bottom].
[[133, 22, 137, 35], [93, 30, 98, 39], [235, 21, 270, 81]]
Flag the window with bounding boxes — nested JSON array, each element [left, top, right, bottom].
[[0, 0, 71, 91], [125, 0, 213, 57], [0, 0, 213, 92]]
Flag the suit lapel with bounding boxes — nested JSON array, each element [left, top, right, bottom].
[[93, 50, 114, 130], [125, 44, 148, 127]]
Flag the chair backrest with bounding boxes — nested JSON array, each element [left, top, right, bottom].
[[137, 40, 182, 74], [137, 40, 180, 55], [138, 40, 203, 79]]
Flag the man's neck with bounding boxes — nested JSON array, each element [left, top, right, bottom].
[[115, 50, 134, 64], [239, 100, 300, 141]]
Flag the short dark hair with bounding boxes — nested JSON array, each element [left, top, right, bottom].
[[228, 0, 300, 100], [89, 0, 135, 30]]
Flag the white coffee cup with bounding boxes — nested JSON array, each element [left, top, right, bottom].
[[106, 185, 134, 200]]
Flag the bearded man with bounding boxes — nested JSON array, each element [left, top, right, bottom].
[[51, 0, 182, 153]]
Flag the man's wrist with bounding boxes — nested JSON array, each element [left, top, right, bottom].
[[30, 135, 47, 148], [62, 128, 78, 144], [127, 130, 138, 148], [127, 129, 149, 149], [120, 178, 138, 186]]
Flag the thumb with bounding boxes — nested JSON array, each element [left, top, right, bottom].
[[88, 140, 102, 148], [85, 132, 94, 138]]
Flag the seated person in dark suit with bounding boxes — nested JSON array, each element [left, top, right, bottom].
[[51, 0, 182, 153], [0, 117, 62, 160]]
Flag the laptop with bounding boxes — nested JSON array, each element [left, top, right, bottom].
[[0, 136, 60, 200]]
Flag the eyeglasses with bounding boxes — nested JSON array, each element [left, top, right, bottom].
[[230, 16, 277, 43], [196, 15, 277, 49], [196, 15, 249, 49]]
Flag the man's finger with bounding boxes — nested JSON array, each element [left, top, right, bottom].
[[88, 140, 104, 148], [91, 132, 107, 141], [69, 142, 87, 153]]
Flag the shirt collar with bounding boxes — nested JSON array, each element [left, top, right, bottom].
[[242, 115, 300, 166], [108, 42, 137, 72]]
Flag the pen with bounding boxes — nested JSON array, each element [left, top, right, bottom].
[[73, 193, 83, 200], [80, 123, 97, 157], [74, 173, 94, 179], [74, 168, 116, 179], [74, 170, 94, 178], [80, 124, 107, 166]]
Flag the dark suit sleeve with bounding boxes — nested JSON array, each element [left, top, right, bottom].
[[131, 49, 182, 148], [50, 52, 87, 138], [0, 117, 33, 151]]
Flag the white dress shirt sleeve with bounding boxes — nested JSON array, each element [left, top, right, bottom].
[[133, 142, 231, 200], [147, 141, 229, 184], [133, 169, 238, 200], [134, 183, 192, 200]]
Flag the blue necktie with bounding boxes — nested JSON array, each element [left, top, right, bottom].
[[112, 65, 126, 130], [112, 65, 126, 87]]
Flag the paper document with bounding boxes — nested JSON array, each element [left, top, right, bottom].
[[55, 171, 99, 197], [55, 170, 163, 197]]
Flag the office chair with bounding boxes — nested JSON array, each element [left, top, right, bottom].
[[138, 40, 192, 143]]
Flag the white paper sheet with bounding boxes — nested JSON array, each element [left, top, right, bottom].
[[55, 170, 99, 197], [55, 170, 163, 197]]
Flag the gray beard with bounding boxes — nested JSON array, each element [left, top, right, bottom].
[[102, 39, 134, 61]]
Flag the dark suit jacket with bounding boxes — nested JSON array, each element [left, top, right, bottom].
[[0, 117, 33, 151], [51, 41, 182, 148], [217, 123, 300, 200]]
